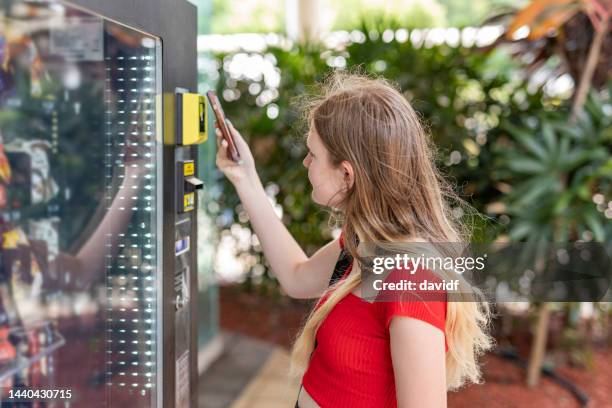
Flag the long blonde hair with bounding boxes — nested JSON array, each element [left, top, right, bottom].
[[290, 72, 493, 391]]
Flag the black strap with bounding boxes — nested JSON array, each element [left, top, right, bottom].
[[328, 234, 359, 286], [313, 242, 355, 350], [327, 247, 353, 287]]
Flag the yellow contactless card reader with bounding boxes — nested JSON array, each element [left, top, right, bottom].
[[164, 92, 208, 145]]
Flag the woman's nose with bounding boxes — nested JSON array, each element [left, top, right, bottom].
[[303, 155, 310, 168]]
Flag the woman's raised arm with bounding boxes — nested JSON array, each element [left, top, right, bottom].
[[216, 121, 340, 299]]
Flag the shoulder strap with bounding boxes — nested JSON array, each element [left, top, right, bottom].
[[328, 232, 359, 287], [328, 248, 352, 287], [313, 244, 351, 350], [312, 234, 356, 350]]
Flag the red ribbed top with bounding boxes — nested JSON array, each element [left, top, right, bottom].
[[301, 233, 447, 407]]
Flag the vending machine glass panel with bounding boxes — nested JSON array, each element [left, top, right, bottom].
[[0, 1, 162, 406]]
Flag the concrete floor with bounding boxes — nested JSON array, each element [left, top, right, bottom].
[[198, 331, 301, 408]]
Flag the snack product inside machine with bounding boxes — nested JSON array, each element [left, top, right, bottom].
[[0, 0, 204, 406]]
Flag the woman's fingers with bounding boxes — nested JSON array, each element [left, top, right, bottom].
[[215, 129, 222, 149], [215, 129, 229, 147], [225, 119, 247, 151], [215, 128, 236, 169]]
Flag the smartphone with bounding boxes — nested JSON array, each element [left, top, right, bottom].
[[206, 91, 242, 163]]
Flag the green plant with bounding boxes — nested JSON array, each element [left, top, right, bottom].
[[488, 0, 611, 118], [494, 86, 611, 244], [493, 83, 611, 385]]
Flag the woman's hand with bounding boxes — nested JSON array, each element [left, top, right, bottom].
[[215, 119, 258, 187]]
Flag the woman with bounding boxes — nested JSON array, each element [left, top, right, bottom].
[[215, 73, 492, 408]]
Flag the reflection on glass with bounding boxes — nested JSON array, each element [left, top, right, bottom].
[[0, 1, 161, 406]]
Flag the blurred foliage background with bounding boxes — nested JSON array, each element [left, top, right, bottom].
[[198, 0, 612, 397], [209, 24, 610, 290], [210, 0, 525, 33], [199, 0, 612, 396]]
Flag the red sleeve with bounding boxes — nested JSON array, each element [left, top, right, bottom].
[[377, 267, 447, 336], [382, 294, 448, 352], [382, 295, 446, 334]]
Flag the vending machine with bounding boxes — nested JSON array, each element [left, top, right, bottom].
[[0, 0, 202, 406]]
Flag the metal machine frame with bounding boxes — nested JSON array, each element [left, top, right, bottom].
[[65, 0, 200, 406]]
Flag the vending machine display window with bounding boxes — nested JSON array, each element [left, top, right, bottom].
[[0, 0, 168, 405]]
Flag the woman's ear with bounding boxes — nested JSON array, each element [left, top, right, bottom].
[[341, 160, 355, 190]]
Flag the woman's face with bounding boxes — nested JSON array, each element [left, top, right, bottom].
[[302, 127, 347, 208]]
